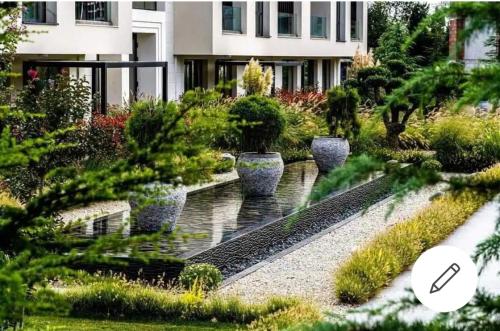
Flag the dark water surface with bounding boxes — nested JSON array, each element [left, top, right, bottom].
[[74, 161, 321, 256]]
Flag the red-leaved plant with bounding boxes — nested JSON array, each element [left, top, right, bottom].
[[276, 89, 327, 114]]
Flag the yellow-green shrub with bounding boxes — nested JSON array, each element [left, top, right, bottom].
[[246, 302, 321, 331], [334, 165, 499, 304], [45, 278, 306, 325], [0, 191, 21, 208]]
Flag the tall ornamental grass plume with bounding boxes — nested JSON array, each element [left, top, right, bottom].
[[241, 58, 273, 96]]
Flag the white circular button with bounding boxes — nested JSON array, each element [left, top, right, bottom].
[[411, 245, 478, 312]]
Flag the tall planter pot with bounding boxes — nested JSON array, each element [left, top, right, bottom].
[[129, 183, 187, 232], [311, 136, 349, 173], [236, 152, 284, 197]]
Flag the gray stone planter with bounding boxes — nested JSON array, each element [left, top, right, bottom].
[[129, 183, 187, 232], [236, 152, 284, 197], [311, 136, 349, 173]]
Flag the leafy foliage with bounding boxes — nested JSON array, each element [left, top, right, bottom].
[[430, 114, 500, 172], [325, 87, 361, 138], [178, 263, 223, 292], [36, 278, 306, 325], [230, 95, 285, 154]]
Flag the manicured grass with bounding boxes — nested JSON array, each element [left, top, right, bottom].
[[25, 316, 235, 331], [333, 164, 499, 304]]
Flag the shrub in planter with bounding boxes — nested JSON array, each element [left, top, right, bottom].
[[311, 87, 360, 173], [230, 95, 286, 196], [126, 100, 187, 232], [178, 263, 223, 292]]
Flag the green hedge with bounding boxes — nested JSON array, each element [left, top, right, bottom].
[[334, 164, 499, 304]]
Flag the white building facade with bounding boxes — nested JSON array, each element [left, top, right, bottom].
[[13, 1, 367, 107]]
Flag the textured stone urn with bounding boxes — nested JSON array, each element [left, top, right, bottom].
[[236, 152, 284, 197], [129, 183, 187, 232], [311, 137, 349, 173]]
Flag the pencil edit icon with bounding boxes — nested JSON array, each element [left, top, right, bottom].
[[430, 263, 461, 294]]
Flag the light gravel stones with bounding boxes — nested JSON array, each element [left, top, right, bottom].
[[219, 185, 444, 314], [236, 152, 284, 197], [311, 137, 350, 173]]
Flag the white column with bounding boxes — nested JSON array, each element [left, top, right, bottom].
[[236, 65, 245, 96], [269, 1, 278, 37], [295, 65, 302, 91], [316, 60, 323, 91], [274, 65, 283, 91]]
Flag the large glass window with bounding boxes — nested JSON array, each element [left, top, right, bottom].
[[184, 60, 206, 91], [282, 66, 294, 91], [322, 60, 331, 91], [222, 2, 243, 33], [310, 2, 329, 39], [278, 2, 300, 36], [336, 1, 346, 42], [350, 1, 363, 41], [255, 1, 270, 37], [22, 2, 57, 24], [132, 2, 157, 11], [301, 60, 316, 91], [76, 2, 111, 23]]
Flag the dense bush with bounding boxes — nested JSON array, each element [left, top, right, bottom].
[[274, 104, 327, 162], [230, 95, 285, 154], [421, 159, 442, 171], [86, 111, 130, 167], [5, 75, 92, 200], [429, 114, 500, 172], [334, 165, 499, 303], [126, 99, 170, 149], [40, 278, 311, 325], [178, 263, 223, 292], [325, 87, 361, 138]]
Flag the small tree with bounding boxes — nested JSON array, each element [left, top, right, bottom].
[[240, 58, 273, 96], [229, 95, 285, 154], [325, 87, 361, 139]]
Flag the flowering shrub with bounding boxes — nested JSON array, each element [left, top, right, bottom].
[[275, 89, 327, 114], [86, 112, 130, 166]]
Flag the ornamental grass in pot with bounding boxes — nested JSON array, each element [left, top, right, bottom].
[[312, 86, 360, 173], [126, 100, 187, 232], [230, 95, 286, 196]]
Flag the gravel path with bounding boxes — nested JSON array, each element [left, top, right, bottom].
[[219, 185, 444, 313]]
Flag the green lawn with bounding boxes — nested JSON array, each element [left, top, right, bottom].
[[25, 316, 237, 331]]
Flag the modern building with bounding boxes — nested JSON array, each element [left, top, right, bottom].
[[13, 1, 367, 108], [174, 1, 367, 97]]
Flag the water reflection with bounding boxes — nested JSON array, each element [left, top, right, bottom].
[[73, 161, 320, 256]]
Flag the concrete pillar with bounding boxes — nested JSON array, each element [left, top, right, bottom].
[[274, 65, 283, 90], [316, 60, 323, 91], [207, 58, 216, 90], [269, 2, 278, 37], [236, 64, 245, 96], [295, 65, 302, 91]]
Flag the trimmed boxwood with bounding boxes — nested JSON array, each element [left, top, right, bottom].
[[230, 95, 285, 154]]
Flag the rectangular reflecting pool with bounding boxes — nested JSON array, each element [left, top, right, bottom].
[[72, 161, 322, 256]]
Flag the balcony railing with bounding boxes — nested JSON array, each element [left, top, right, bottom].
[[311, 16, 327, 38], [278, 12, 299, 36], [222, 5, 242, 33]]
